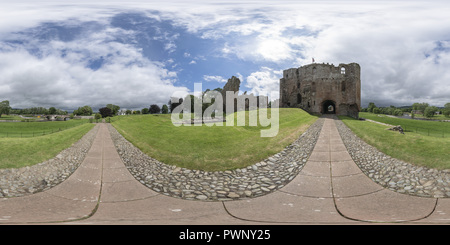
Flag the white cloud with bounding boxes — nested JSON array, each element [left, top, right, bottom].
[[203, 75, 227, 83], [0, 22, 188, 110], [244, 67, 281, 100], [1, 1, 450, 108]]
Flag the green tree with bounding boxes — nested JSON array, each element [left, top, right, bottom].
[[393, 109, 403, 116], [149, 104, 161, 114], [49, 107, 57, 115], [367, 102, 377, 113], [424, 106, 438, 118], [106, 104, 120, 116], [161, 104, 169, 114], [95, 113, 102, 120], [372, 107, 381, 114], [74, 106, 93, 116], [99, 107, 113, 118], [0, 100, 11, 117], [412, 102, 429, 114], [141, 108, 149, 114], [443, 103, 450, 118]]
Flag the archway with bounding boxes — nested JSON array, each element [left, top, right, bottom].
[[322, 100, 336, 114]]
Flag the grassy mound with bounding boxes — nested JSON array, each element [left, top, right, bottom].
[[112, 108, 317, 171]]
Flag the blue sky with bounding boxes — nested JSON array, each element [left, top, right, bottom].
[[0, 0, 449, 111]]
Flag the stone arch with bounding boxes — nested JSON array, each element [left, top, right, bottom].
[[322, 100, 336, 114]]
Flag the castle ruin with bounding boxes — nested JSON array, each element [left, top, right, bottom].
[[279, 62, 361, 118]]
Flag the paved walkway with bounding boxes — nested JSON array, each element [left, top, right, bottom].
[[1, 117, 450, 224]]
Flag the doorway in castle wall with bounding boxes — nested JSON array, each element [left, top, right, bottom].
[[322, 100, 336, 114]]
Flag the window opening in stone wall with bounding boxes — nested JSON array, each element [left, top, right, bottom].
[[297, 82, 300, 88], [297, 93, 302, 104], [341, 67, 346, 74], [342, 81, 346, 92]]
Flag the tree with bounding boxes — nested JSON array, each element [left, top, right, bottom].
[[444, 103, 450, 118], [99, 107, 113, 118], [74, 105, 93, 116], [106, 104, 120, 116], [149, 104, 161, 114], [161, 104, 169, 114], [393, 109, 403, 116], [373, 107, 381, 114], [95, 113, 102, 120], [412, 102, 429, 114], [141, 108, 149, 114], [367, 102, 377, 113], [49, 107, 57, 115], [169, 97, 183, 113], [424, 106, 438, 118], [0, 100, 11, 117]]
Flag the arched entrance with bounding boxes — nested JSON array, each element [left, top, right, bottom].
[[322, 100, 336, 114]]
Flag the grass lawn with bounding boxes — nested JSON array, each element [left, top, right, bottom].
[[340, 116, 450, 170], [359, 112, 450, 138], [112, 108, 318, 171], [0, 119, 89, 137], [0, 114, 28, 121], [0, 123, 95, 169]]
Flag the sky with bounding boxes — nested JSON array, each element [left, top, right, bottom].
[[0, 0, 449, 111]]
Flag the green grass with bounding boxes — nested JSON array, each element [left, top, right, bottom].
[[340, 116, 450, 170], [0, 119, 89, 137], [0, 114, 27, 121], [359, 112, 450, 138], [0, 123, 95, 169], [112, 108, 318, 171]]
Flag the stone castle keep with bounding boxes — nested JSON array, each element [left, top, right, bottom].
[[280, 62, 361, 118]]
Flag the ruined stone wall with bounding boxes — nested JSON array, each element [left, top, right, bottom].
[[280, 63, 361, 118]]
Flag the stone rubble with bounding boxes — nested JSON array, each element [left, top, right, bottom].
[[106, 120, 323, 201], [0, 125, 99, 198]]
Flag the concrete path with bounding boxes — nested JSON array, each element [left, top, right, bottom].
[[1, 117, 450, 224]]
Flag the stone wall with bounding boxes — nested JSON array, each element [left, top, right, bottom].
[[280, 63, 361, 118]]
